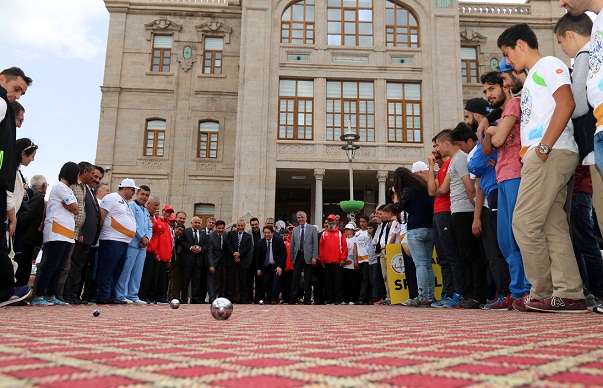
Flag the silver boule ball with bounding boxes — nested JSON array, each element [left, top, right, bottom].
[[259, 300, 264, 305], [210, 297, 233, 320], [169, 299, 180, 309]]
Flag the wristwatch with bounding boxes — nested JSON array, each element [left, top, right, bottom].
[[537, 143, 551, 155]]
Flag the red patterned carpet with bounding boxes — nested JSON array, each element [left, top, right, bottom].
[[1, 304, 603, 387]]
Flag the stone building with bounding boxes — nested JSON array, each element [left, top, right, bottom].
[[96, 0, 566, 226]]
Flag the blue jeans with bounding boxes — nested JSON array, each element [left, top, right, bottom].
[[407, 228, 435, 300], [595, 132, 603, 175], [114, 245, 147, 301], [498, 178, 530, 298], [571, 191, 603, 299], [97, 240, 129, 301]]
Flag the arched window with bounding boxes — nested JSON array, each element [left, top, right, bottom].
[[327, 0, 373, 47], [144, 119, 166, 156], [198, 121, 219, 158], [385, 1, 419, 48], [281, 0, 315, 44]]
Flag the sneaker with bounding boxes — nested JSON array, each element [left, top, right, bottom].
[[526, 296, 588, 313], [124, 299, 134, 304], [113, 299, 128, 305], [133, 299, 147, 305], [31, 297, 54, 306], [46, 297, 69, 306], [155, 298, 169, 304], [458, 298, 481, 309], [443, 293, 463, 308], [431, 297, 452, 308], [0, 285, 31, 308], [405, 296, 434, 307], [373, 298, 384, 306], [348, 301, 355, 305], [594, 303, 603, 314], [340, 301, 348, 305], [586, 294, 597, 311], [512, 294, 539, 312], [482, 295, 516, 310], [333, 300, 342, 305], [380, 299, 391, 306]]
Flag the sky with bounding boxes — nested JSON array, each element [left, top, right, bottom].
[[0, 0, 109, 189], [1, 0, 525, 190]]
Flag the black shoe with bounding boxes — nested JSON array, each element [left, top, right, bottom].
[[95, 299, 113, 304], [113, 299, 128, 305], [303, 300, 312, 305], [288, 299, 299, 305], [458, 299, 481, 309]]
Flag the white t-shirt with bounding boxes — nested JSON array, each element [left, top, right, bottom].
[[344, 237, 355, 269], [99, 192, 136, 243], [449, 151, 475, 214], [521, 56, 578, 154], [0, 99, 6, 121], [388, 219, 401, 244], [354, 229, 370, 263], [588, 12, 603, 135], [43, 182, 77, 243]]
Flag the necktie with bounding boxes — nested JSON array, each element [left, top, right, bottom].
[[300, 225, 305, 253], [238, 232, 242, 250], [194, 230, 199, 245], [265, 240, 271, 267], [220, 234, 223, 249]]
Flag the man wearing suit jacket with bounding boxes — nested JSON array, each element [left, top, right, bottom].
[[207, 219, 226, 303], [178, 216, 212, 303], [290, 211, 319, 304], [256, 225, 287, 304], [224, 218, 253, 303]]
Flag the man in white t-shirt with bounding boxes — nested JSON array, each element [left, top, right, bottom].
[[498, 23, 585, 313], [95, 178, 138, 304], [354, 215, 372, 304]]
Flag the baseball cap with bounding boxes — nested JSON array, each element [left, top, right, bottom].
[[464, 98, 490, 116], [327, 214, 337, 221], [169, 215, 176, 221], [499, 57, 513, 72], [118, 178, 139, 190], [411, 161, 429, 173], [162, 205, 174, 213], [344, 223, 355, 230]]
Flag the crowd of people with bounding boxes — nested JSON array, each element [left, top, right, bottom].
[[2, 5, 603, 313]]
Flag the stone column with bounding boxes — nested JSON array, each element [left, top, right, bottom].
[[377, 170, 389, 206], [314, 168, 325, 224]]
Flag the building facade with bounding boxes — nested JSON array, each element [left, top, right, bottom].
[[96, 0, 566, 225]]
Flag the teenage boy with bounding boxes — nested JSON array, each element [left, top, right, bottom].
[[354, 215, 372, 304], [498, 23, 585, 312], [482, 70, 530, 309]]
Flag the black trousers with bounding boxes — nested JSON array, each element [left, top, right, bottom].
[[433, 211, 465, 297], [356, 262, 371, 303], [80, 247, 99, 301], [324, 263, 343, 302], [207, 261, 222, 303], [0, 192, 13, 302], [247, 258, 265, 303], [291, 252, 313, 301], [139, 252, 168, 301], [312, 261, 324, 302], [225, 263, 248, 303], [14, 242, 37, 287], [63, 242, 92, 301], [261, 264, 281, 303], [451, 211, 488, 302], [481, 193, 511, 297], [179, 257, 203, 303], [281, 270, 293, 303], [403, 251, 419, 299], [342, 268, 360, 303]]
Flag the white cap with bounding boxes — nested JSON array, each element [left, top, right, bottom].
[[344, 223, 355, 230], [118, 178, 140, 190], [411, 161, 429, 173]]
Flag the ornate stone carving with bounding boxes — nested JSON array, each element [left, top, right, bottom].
[[196, 163, 217, 171], [142, 161, 163, 170], [196, 20, 233, 44], [314, 168, 325, 180], [145, 17, 182, 34], [278, 144, 316, 157], [460, 4, 530, 15], [385, 147, 424, 160], [175, 42, 196, 72], [325, 145, 375, 159], [460, 29, 487, 43], [377, 171, 389, 182]]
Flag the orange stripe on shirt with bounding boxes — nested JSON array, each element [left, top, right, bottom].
[[51, 220, 75, 240], [111, 216, 136, 239], [595, 103, 603, 129]]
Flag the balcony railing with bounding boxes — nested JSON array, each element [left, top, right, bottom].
[[459, 4, 530, 15]]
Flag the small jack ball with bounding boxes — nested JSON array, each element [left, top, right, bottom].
[[259, 300, 264, 305], [93, 310, 100, 317]]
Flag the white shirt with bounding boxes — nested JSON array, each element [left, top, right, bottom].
[[588, 12, 603, 136], [43, 182, 77, 243], [99, 192, 136, 243], [354, 229, 370, 263]]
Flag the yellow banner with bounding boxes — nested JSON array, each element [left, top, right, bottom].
[[386, 243, 443, 305]]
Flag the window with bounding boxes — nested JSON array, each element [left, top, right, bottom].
[[461, 46, 479, 84], [194, 203, 215, 228], [281, 0, 315, 44], [387, 83, 422, 143], [327, 0, 373, 46], [151, 35, 172, 72], [326, 81, 375, 142], [198, 121, 219, 158], [279, 80, 314, 140], [386, 1, 419, 48], [203, 37, 223, 74], [144, 119, 166, 156]]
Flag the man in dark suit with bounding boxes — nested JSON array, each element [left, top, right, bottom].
[[224, 218, 253, 303], [290, 211, 319, 304], [14, 174, 47, 287], [207, 219, 226, 303], [256, 225, 287, 304], [178, 216, 212, 303]]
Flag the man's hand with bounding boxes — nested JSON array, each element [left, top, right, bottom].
[[275, 267, 282, 276], [257, 270, 262, 276], [536, 147, 548, 162], [472, 218, 482, 237], [78, 235, 84, 243], [428, 154, 436, 167], [477, 117, 489, 143], [209, 266, 215, 273], [354, 260, 359, 270], [311, 258, 317, 266], [8, 222, 15, 237]]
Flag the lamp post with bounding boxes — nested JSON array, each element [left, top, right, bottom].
[[340, 120, 363, 222]]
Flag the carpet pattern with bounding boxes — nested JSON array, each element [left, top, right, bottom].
[[1, 305, 603, 387]]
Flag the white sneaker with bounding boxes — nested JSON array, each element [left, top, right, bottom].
[[124, 299, 134, 304], [348, 301, 355, 305], [340, 301, 348, 305], [133, 299, 147, 305]]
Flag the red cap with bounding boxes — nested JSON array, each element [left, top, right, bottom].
[[327, 214, 337, 221], [162, 205, 174, 213], [169, 215, 176, 221]]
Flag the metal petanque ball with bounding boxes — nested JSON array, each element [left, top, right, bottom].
[[169, 299, 180, 309], [93, 310, 100, 317], [210, 297, 233, 320]]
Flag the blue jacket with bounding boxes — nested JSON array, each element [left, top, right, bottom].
[[128, 200, 153, 249], [467, 141, 498, 198]]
